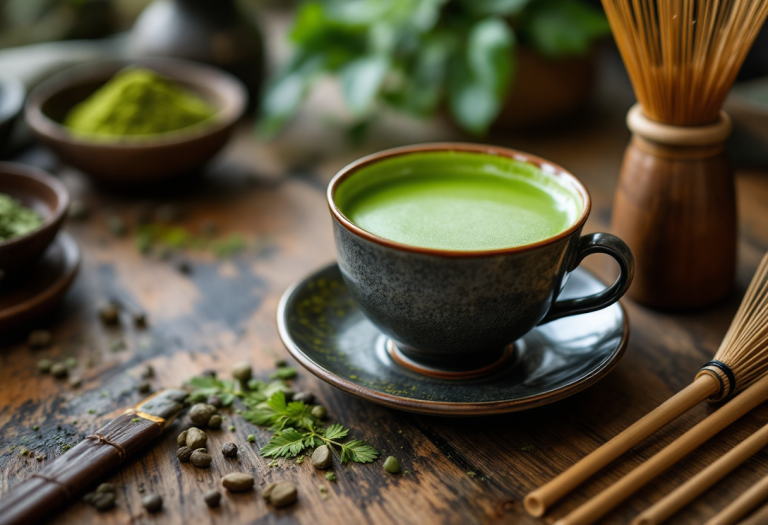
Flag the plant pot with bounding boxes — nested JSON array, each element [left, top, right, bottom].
[[492, 48, 596, 130]]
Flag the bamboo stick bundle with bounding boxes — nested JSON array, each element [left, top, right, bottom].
[[704, 474, 768, 525], [631, 421, 768, 524], [526, 250, 768, 518], [554, 373, 768, 525], [736, 500, 768, 525]]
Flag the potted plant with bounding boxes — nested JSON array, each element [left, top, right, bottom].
[[259, 0, 610, 137]]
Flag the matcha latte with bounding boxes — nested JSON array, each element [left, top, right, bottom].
[[334, 151, 583, 251]]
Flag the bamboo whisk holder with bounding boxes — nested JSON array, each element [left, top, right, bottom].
[[612, 104, 736, 309]]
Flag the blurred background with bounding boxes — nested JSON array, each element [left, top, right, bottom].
[[1, 0, 767, 167]]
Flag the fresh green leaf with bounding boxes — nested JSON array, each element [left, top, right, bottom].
[[467, 17, 514, 98], [243, 391, 315, 430], [219, 392, 235, 407], [258, 53, 327, 138], [341, 440, 379, 463], [323, 423, 349, 441], [261, 428, 311, 458], [186, 376, 236, 405], [458, 0, 530, 16], [448, 17, 515, 135], [269, 366, 297, 380], [341, 55, 390, 115], [521, 0, 609, 58], [385, 32, 456, 116]]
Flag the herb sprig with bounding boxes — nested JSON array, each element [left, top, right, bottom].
[[186, 376, 292, 408], [248, 392, 378, 464], [185, 371, 379, 465]]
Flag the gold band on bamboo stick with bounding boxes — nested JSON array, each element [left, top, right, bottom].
[[524, 374, 718, 517], [553, 373, 768, 525], [124, 408, 165, 426], [704, 472, 768, 525], [632, 421, 768, 525]]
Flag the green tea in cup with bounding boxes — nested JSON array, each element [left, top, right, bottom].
[[333, 151, 583, 251]]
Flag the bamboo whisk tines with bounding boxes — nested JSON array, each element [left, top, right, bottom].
[[603, 0, 768, 125]]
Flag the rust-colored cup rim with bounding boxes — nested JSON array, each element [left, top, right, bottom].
[[0, 162, 69, 248], [25, 57, 247, 150], [327, 142, 592, 258]]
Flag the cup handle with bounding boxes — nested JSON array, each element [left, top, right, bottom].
[[538, 232, 635, 324]]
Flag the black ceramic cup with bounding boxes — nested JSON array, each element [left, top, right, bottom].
[[328, 143, 634, 372]]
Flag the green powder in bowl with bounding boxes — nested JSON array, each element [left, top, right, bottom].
[[64, 67, 217, 140], [0, 193, 43, 241]]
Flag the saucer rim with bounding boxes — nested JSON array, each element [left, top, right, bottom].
[[0, 232, 80, 322], [277, 262, 629, 416]]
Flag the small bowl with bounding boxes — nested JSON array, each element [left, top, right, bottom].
[[25, 58, 247, 184], [0, 162, 69, 273], [0, 76, 26, 155]]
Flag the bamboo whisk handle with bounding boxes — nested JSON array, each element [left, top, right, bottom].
[[555, 373, 768, 525], [524, 374, 718, 517]]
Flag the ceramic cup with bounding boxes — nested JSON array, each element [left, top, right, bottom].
[[327, 143, 634, 373]]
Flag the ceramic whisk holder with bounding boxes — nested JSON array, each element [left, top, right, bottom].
[[612, 104, 736, 309]]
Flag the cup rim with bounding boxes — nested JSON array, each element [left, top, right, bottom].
[[327, 142, 592, 258]]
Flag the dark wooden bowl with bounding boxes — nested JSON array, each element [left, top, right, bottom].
[[25, 58, 247, 184], [0, 162, 69, 274]]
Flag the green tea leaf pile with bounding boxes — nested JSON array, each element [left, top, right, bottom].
[[185, 367, 378, 464], [0, 193, 43, 241]]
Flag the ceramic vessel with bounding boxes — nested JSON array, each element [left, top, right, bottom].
[[328, 143, 635, 371], [25, 58, 247, 184], [277, 263, 629, 416], [612, 104, 736, 309], [0, 162, 69, 274], [128, 0, 264, 103]]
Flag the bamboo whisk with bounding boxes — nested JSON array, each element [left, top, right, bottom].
[[526, 251, 768, 517], [606, 0, 768, 309], [606, 0, 768, 126]]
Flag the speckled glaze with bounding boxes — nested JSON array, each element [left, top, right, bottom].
[[328, 143, 634, 370], [276, 263, 629, 416]]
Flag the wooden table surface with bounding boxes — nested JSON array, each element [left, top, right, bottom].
[[2, 52, 768, 525]]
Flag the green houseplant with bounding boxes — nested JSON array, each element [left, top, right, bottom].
[[259, 0, 610, 136]]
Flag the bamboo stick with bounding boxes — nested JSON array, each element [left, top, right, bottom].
[[632, 420, 768, 525], [705, 474, 768, 525], [524, 375, 718, 516], [553, 373, 768, 525], [738, 500, 768, 525]]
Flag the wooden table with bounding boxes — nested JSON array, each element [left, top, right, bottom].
[[2, 52, 768, 525]]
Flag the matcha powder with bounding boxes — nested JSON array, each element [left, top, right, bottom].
[[64, 67, 217, 139], [0, 194, 43, 241]]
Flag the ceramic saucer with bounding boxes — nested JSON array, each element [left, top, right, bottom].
[[0, 232, 80, 331], [277, 263, 628, 416]]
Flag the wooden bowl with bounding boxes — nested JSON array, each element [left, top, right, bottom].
[[0, 162, 69, 274], [25, 58, 247, 184]]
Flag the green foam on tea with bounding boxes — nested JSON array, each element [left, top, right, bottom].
[[335, 151, 583, 251]]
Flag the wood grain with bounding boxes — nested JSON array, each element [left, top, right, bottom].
[[612, 136, 737, 309], [1, 51, 768, 525]]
